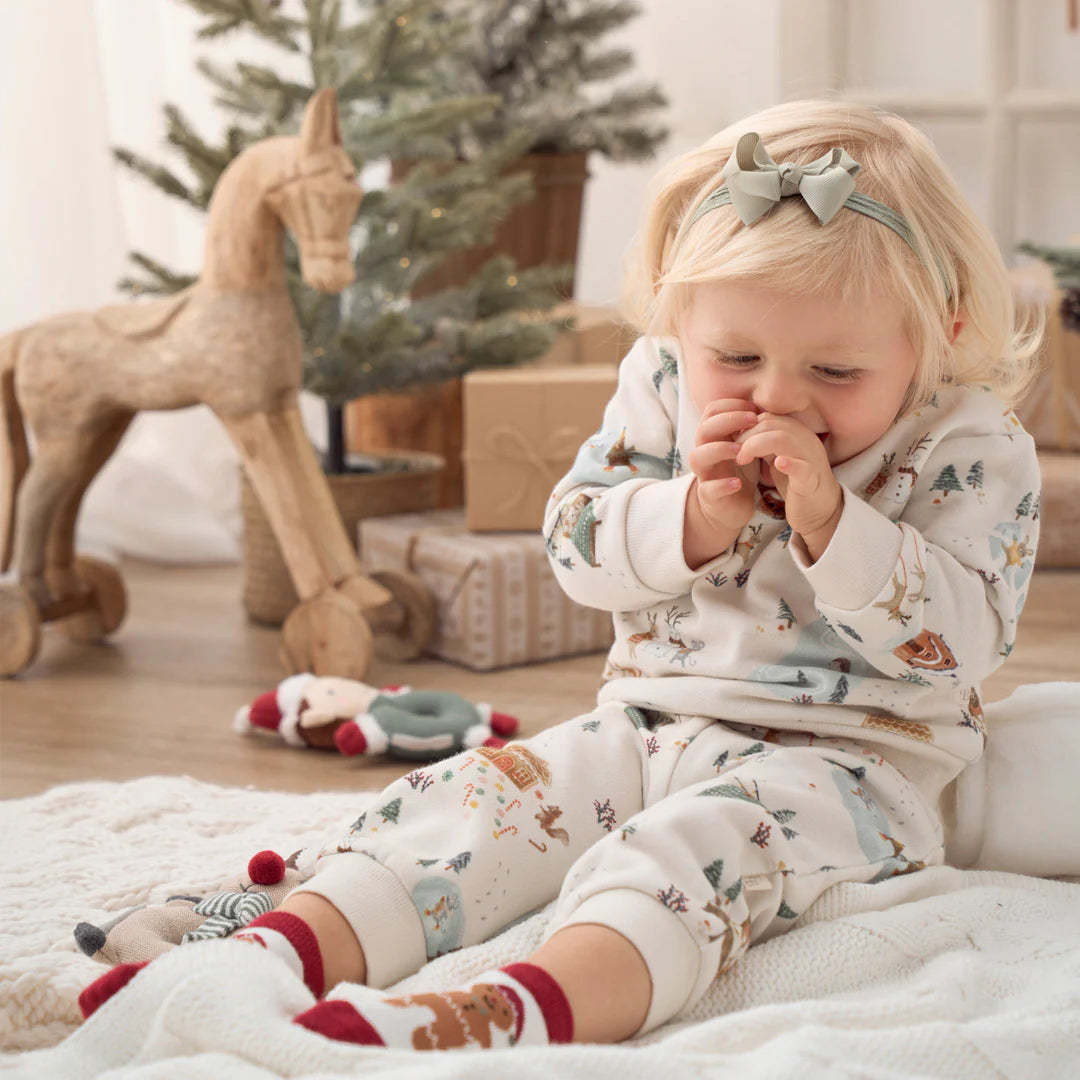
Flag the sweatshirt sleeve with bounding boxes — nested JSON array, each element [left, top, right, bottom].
[[789, 428, 1040, 687], [542, 337, 739, 612]]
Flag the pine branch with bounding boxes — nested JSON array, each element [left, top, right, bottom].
[[118, 252, 198, 296], [112, 148, 200, 206]]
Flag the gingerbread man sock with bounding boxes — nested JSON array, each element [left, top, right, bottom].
[[293, 962, 573, 1049]]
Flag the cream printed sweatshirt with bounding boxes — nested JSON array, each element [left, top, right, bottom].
[[544, 337, 1040, 802]]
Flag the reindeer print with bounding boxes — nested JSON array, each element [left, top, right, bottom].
[[872, 573, 913, 626], [735, 523, 764, 562], [626, 612, 660, 658], [640, 606, 704, 666]]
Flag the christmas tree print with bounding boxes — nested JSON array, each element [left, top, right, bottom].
[[1015, 491, 1034, 519], [445, 852, 472, 875], [930, 464, 963, 499], [735, 568, 751, 588], [581, 719, 602, 733], [778, 524, 793, 546], [706, 570, 728, 587], [829, 674, 850, 704], [349, 812, 367, 833], [965, 460, 984, 489], [776, 900, 799, 919], [724, 878, 743, 904], [777, 599, 797, 629], [736, 742, 767, 758], [1032, 495, 1041, 521], [702, 859, 725, 889], [750, 822, 772, 847], [837, 622, 863, 642], [377, 798, 403, 824], [665, 446, 683, 473], [713, 750, 730, 770]]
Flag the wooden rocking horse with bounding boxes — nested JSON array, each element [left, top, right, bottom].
[[0, 88, 434, 679]]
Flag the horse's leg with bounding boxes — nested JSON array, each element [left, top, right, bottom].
[[10, 432, 98, 608], [219, 404, 383, 679], [219, 404, 383, 602], [44, 414, 132, 597]]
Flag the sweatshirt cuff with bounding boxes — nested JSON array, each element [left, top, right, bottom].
[[789, 483, 903, 611], [624, 473, 735, 595], [286, 852, 428, 989]]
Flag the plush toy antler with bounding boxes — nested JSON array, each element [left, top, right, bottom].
[[234, 674, 519, 762]]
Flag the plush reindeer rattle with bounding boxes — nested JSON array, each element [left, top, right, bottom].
[[234, 674, 519, 761]]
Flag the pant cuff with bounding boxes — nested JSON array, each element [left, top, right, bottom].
[[286, 852, 428, 989], [552, 888, 702, 1036]]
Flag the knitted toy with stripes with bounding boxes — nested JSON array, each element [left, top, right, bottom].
[[233, 674, 519, 762], [74, 850, 307, 967]]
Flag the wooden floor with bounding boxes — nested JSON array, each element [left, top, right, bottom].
[[2, 560, 1078, 800]]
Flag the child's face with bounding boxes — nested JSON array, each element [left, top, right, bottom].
[[680, 282, 920, 474]]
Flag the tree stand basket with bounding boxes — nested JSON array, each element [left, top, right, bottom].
[[241, 451, 444, 627]]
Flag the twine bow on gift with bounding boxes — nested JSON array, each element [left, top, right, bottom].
[[481, 425, 587, 516]]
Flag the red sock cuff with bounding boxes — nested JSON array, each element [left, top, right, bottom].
[[500, 962, 574, 1044], [248, 911, 325, 998]]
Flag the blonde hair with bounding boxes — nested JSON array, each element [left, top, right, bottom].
[[621, 99, 1043, 411]]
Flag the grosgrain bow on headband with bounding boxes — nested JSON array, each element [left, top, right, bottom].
[[688, 131, 919, 256]]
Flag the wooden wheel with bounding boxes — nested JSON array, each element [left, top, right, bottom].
[[0, 583, 41, 678], [58, 556, 128, 643], [365, 568, 436, 662], [279, 588, 374, 679]]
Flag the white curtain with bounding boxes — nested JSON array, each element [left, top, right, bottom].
[[0, 0, 777, 565]]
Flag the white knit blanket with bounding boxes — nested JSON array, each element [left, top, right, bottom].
[[2, 775, 1079, 1079]]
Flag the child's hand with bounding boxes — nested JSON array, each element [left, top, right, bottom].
[[733, 413, 843, 540], [687, 398, 762, 535]]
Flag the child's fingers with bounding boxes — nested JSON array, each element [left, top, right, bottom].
[[733, 430, 791, 466], [688, 441, 741, 476], [701, 398, 757, 422], [696, 410, 760, 446], [772, 454, 822, 493]]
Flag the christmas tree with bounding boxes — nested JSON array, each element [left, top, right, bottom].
[[114, 0, 599, 473], [1018, 242, 1080, 333], [452, 0, 668, 160]]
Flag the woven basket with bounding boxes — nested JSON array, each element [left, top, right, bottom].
[[241, 451, 444, 626]]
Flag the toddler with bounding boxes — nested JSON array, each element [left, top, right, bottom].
[[81, 99, 1042, 1050]]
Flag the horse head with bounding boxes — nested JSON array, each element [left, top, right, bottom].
[[265, 88, 362, 294]]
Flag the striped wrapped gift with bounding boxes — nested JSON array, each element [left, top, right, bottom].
[[358, 509, 614, 670]]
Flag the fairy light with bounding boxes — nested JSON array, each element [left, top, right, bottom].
[[507, 275, 518, 287], [430, 207, 444, 218], [400, 257, 411, 268]]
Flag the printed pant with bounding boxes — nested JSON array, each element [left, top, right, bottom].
[[294, 702, 945, 1035]]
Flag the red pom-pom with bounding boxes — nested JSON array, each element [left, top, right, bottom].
[[489, 711, 519, 737], [483, 735, 507, 749], [248, 850, 286, 885]]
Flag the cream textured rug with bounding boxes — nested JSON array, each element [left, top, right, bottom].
[[2, 772, 1079, 1078]]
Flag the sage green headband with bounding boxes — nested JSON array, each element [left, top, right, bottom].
[[687, 132, 919, 256]]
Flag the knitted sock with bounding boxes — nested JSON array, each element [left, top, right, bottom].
[[233, 911, 324, 999], [293, 962, 573, 1050]]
